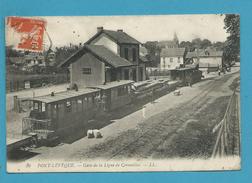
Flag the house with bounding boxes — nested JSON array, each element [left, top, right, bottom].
[[144, 33, 179, 67], [160, 48, 186, 70], [59, 27, 147, 88], [186, 49, 223, 72], [24, 53, 45, 67]]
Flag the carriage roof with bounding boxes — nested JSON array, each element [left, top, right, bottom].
[[89, 80, 134, 90], [29, 88, 100, 104]]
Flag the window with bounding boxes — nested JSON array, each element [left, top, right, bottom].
[[132, 48, 137, 62], [42, 102, 46, 112], [77, 99, 83, 112], [178, 57, 181, 63], [52, 104, 57, 118], [72, 100, 77, 113], [168, 65, 171, 68], [118, 86, 128, 96], [170, 58, 173, 62], [124, 48, 129, 60], [65, 101, 72, 112], [34, 102, 39, 110], [82, 68, 91, 74]]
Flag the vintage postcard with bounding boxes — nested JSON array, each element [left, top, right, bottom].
[[5, 14, 240, 172]]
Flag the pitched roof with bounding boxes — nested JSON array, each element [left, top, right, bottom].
[[86, 29, 141, 45], [85, 45, 133, 67], [186, 50, 223, 58], [160, 48, 185, 57], [59, 45, 134, 68]]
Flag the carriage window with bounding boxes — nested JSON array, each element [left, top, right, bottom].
[[77, 99, 83, 112], [34, 102, 39, 110], [47, 104, 51, 118], [83, 97, 88, 109], [65, 101, 72, 112], [57, 103, 64, 118], [72, 100, 77, 113], [118, 86, 128, 96], [86, 96, 91, 109], [42, 102, 46, 112], [128, 85, 131, 93], [52, 104, 57, 118]]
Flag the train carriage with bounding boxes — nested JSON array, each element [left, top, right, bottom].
[[170, 67, 202, 86], [22, 88, 101, 140]]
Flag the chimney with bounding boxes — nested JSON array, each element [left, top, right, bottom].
[[97, 26, 103, 32], [117, 29, 123, 32]]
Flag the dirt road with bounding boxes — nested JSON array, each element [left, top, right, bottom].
[[71, 72, 240, 160]]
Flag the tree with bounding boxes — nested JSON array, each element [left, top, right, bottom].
[[179, 41, 193, 51], [191, 38, 202, 50], [200, 39, 212, 49], [144, 41, 161, 67], [54, 44, 80, 66], [223, 14, 240, 64], [212, 41, 225, 51]]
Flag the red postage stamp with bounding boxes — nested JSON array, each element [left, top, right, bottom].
[[7, 17, 46, 52]]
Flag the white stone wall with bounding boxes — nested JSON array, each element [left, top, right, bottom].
[[199, 57, 222, 68], [160, 56, 183, 70]]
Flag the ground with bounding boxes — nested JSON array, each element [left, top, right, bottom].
[[10, 66, 239, 161]]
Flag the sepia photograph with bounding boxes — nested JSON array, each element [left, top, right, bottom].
[[5, 14, 240, 172]]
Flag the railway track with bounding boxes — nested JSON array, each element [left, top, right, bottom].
[[107, 77, 228, 160]]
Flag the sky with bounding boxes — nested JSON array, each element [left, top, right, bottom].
[[6, 14, 228, 50]]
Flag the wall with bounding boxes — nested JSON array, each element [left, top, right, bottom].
[[199, 57, 222, 68], [91, 33, 119, 54], [70, 53, 105, 88], [160, 56, 183, 70]]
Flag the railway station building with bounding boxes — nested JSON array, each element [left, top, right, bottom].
[[59, 27, 147, 88]]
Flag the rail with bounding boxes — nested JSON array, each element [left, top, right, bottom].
[[211, 88, 240, 158]]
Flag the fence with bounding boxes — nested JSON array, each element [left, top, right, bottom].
[[146, 68, 171, 77], [6, 74, 69, 92], [211, 89, 240, 158]]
